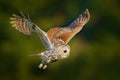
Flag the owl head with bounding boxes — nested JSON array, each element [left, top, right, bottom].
[[55, 44, 70, 59]]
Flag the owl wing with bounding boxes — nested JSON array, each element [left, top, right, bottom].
[[10, 12, 53, 50], [47, 9, 90, 44]]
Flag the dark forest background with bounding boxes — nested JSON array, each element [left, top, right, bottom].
[[0, 0, 120, 80]]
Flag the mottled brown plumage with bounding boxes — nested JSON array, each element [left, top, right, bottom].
[[47, 9, 90, 44], [10, 9, 90, 69]]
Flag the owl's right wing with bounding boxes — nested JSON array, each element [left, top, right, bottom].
[[47, 9, 90, 44], [10, 12, 53, 50]]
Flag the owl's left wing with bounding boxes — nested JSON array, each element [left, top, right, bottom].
[[10, 12, 53, 50], [47, 9, 90, 44]]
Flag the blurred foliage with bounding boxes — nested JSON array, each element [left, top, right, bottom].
[[0, 0, 120, 80]]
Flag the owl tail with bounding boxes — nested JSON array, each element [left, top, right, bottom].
[[29, 53, 42, 56]]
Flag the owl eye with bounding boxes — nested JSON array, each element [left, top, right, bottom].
[[63, 50, 67, 53]]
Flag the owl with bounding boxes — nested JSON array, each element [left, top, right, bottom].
[[10, 9, 90, 69]]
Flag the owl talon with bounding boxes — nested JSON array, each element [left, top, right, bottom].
[[43, 65, 47, 69], [39, 63, 43, 69], [39, 63, 47, 69]]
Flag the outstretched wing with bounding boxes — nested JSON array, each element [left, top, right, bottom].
[[10, 12, 53, 50], [47, 9, 90, 44]]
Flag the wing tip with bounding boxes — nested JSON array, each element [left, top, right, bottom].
[[84, 9, 90, 22], [10, 12, 32, 35], [68, 9, 90, 28]]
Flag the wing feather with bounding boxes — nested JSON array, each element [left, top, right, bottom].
[[10, 12, 53, 50], [47, 9, 90, 44]]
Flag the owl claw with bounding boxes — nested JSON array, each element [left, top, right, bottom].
[[43, 65, 47, 69], [39, 63, 47, 69], [39, 63, 43, 68]]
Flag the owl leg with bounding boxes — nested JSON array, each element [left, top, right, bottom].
[[39, 62, 47, 69]]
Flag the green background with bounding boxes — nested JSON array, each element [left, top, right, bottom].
[[0, 0, 120, 80]]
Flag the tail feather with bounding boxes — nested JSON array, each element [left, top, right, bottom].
[[29, 53, 41, 56]]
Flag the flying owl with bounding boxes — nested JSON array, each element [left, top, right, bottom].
[[10, 9, 90, 69]]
